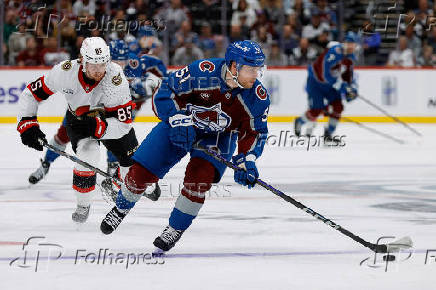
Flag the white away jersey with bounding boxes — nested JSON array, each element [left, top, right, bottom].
[[18, 59, 135, 139]]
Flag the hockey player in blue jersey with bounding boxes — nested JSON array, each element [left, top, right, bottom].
[[294, 32, 358, 141], [100, 40, 270, 253]]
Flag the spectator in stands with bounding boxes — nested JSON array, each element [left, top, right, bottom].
[[387, 36, 415, 67], [281, 24, 300, 57], [289, 37, 317, 65], [156, 0, 189, 36], [417, 45, 436, 67], [212, 35, 228, 58], [191, 0, 222, 34], [8, 23, 32, 65], [288, 0, 311, 26], [73, 0, 96, 17], [229, 25, 244, 43], [312, 29, 330, 54], [4, 10, 18, 45], [362, 21, 381, 66], [16, 37, 43, 67], [302, 8, 330, 43], [286, 13, 303, 36], [426, 26, 436, 52], [198, 23, 216, 59], [231, 0, 257, 28], [174, 20, 199, 51], [404, 24, 422, 58], [40, 36, 70, 66], [266, 41, 288, 66], [252, 26, 273, 56], [172, 37, 204, 65], [262, 0, 282, 25]]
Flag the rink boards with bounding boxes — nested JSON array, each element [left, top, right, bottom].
[[0, 66, 435, 123]]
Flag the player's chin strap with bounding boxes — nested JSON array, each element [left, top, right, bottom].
[[195, 144, 414, 254], [226, 67, 244, 89]]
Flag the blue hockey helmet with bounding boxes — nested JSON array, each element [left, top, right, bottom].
[[127, 38, 141, 55], [108, 39, 128, 61], [344, 31, 358, 43], [225, 40, 265, 68]]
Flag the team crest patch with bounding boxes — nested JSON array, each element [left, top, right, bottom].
[[255, 85, 267, 100], [186, 103, 231, 132], [61, 60, 72, 71], [112, 73, 122, 86], [129, 58, 139, 69], [199, 60, 215, 72]]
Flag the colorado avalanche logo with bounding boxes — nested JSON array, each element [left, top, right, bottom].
[[186, 103, 231, 132], [255, 85, 267, 100], [199, 60, 215, 72], [129, 58, 139, 69]]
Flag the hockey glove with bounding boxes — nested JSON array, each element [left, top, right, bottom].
[[341, 83, 357, 102], [17, 117, 47, 151], [232, 153, 259, 189], [70, 114, 108, 139], [168, 112, 196, 152]]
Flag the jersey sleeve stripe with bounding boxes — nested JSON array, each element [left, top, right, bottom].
[[27, 76, 55, 102]]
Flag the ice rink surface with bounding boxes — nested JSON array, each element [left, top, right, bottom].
[[1, 122, 436, 290]]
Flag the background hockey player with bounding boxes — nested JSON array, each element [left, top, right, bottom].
[[17, 37, 138, 223], [99, 40, 270, 253], [294, 32, 359, 140]]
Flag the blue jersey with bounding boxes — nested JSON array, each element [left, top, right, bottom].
[[124, 53, 168, 98], [308, 43, 355, 91], [152, 58, 270, 159], [125, 53, 168, 79]]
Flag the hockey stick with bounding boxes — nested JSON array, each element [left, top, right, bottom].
[[38, 139, 160, 202], [340, 116, 406, 145], [196, 144, 413, 254], [357, 95, 422, 137]]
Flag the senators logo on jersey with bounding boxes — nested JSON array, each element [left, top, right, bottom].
[[62, 60, 72, 71], [112, 73, 122, 86]]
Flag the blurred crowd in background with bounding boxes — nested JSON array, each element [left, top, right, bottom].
[[2, 0, 436, 67]]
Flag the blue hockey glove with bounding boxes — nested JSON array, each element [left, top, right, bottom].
[[168, 112, 197, 151], [340, 83, 357, 102], [232, 153, 259, 189]]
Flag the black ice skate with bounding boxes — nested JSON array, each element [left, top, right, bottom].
[[153, 225, 184, 252], [72, 205, 90, 223], [28, 159, 50, 184], [100, 206, 130, 234], [294, 117, 303, 137]]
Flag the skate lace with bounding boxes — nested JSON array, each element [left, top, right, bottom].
[[76, 205, 89, 215], [105, 210, 123, 228], [32, 159, 50, 178], [161, 227, 182, 244]]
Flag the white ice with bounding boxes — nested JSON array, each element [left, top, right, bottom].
[[1, 122, 436, 290]]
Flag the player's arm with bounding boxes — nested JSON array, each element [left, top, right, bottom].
[[233, 91, 270, 189], [17, 63, 61, 150], [152, 64, 193, 122]]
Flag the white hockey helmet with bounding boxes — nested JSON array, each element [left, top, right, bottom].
[[80, 37, 110, 72]]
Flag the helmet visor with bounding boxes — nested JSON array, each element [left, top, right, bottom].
[[238, 64, 267, 79]]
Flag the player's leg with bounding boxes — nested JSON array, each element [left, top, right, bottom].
[[71, 137, 100, 223], [324, 94, 344, 139], [100, 122, 188, 234], [106, 150, 119, 176], [153, 132, 237, 252], [294, 78, 325, 137], [29, 115, 70, 184]]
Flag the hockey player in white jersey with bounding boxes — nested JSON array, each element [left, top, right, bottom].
[[17, 37, 139, 223]]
